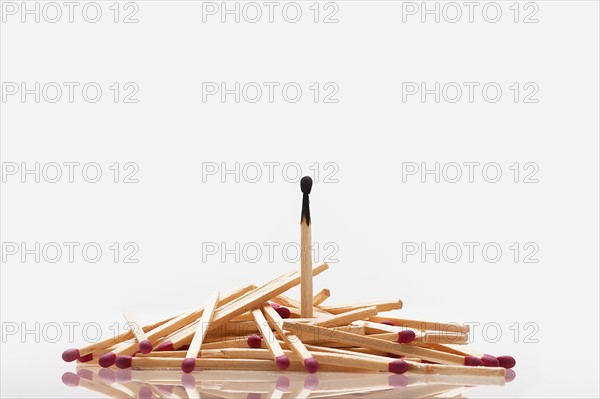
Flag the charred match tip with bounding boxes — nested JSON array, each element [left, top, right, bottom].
[[301, 176, 313, 225], [380, 320, 395, 326], [182, 358, 197, 373], [276, 376, 290, 391], [139, 386, 153, 399], [62, 372, 80, 387], [156, 341, 174, 352], [98, 352, 117, 368], [397, 330, 416, 344], [300, 176, 313, 194], [98, 368, 116, 384], [276, 355, 290, 371], [181, 374, 196, 389], [304, 358, 319, 373], [388, 359, 409, 374], [247, 334, 263, 348], [115, 355, 133, 369], [139, 339, 153, 354], [464, 356, 484, 367], [62, 348, 80, 362], [497, 355, 516, 369], [275, 306, 291, 319], [481, 354, 500, 367], [78, 353, 93, 363]]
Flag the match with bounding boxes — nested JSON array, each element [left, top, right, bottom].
[[62, 179, 515, 382]]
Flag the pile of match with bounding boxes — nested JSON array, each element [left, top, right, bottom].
[[62, 177, 516, 377]]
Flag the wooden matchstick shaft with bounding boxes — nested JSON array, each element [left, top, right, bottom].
[[185, 291, 220, 359], [75, 314, 176, 356], [262, 304, 314, 364], [407, 361, 505, 377], [312, 288, 330, 306], [251, 308, 286, 361], [368, 316, 470, 334], [282, 321, 466, 365], [318, 300, 403, 315], [122, 309, 148, 344], [273, 294, 331, 317], [313, 306, 378, 328], [300, 221, 313, 318]]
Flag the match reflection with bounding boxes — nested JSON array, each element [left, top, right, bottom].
[[63, 366, 515, 398]]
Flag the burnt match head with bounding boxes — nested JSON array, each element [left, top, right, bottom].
[[300, 176, 313, 225], [301, 176, 313, 194]]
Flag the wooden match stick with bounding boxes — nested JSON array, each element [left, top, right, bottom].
[[300, 176, 313, 318], [100, 284, 252, 368], [122, 308, 152, 354], [368, 316, 470, 334], [61, 313, 178, 362], [251, 308, 290, 370], [273, 294, 331, 317], [261, 303, 319, 373], [318, 300, 403, 315], [312, 306, 378, 328], [312, 288, 330, 306], [181, 291, 221, 373], [282, 321, 478, 366]]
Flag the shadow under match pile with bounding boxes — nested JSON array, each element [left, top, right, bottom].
[[62, 177, 516, 379]]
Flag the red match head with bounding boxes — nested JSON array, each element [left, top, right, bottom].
[[464, 356, 484, 366], [275, 306, 291, 319], [497, 355, 516, 369], [156, 341, 174, 352], [304, 358, 319, 373], [62, 348, 80, 362], [139, 339, 153, 354], [397, 330, 416, 344], [388, 359, 409, 374], [505, 368, 517, 382], [275, 355, 290, 371], [247, 334, 263, 348], [380, 320, 395, 326], [115, 355, 133, 369], [270, 302, 281, 310], [98, 352, 117, 368], [78, 353, 93, 363], [182, 358, 196, 373], [481, 354, 500, 367]]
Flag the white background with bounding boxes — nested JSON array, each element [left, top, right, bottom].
[[1, 1, 599, 397]]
